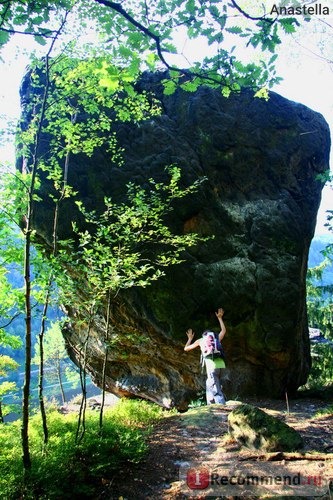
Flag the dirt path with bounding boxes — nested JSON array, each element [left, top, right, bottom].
[[103, 397, 333, 499]]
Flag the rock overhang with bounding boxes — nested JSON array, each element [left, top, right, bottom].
[[18, 70, 331, 408]]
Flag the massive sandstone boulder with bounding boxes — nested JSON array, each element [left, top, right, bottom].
[[20, 73, 331, 409]]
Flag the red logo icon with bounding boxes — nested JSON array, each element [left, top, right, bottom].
[[187, 467, 210, 489]]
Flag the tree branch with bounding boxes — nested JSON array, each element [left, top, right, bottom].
[[0, 312, 21, 329], [229, 0, 275, 24], [292, 34, 333, 64], [0, 27, 56, 38], [239, 451, 333, 461], [94, 0, 234, 88], [94, 0, 177, 71]]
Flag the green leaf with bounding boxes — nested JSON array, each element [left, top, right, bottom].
[[186, 0, 196, 14], [268, 54, 278, 65], [163, 43, 177, 54], [279, 17, 298, 34], [163, 80, 177, 96], [180, 80, 199, 92], [31, 15, 45, 25], [145, 52, 157, 69], [254, 87, 269, 100], [221, 86, 231, 98], [99, 77, 120, 91], [0, 31, 10, 46], [118, 45, 134, 59], [34, 34, 47, 46], [226, 26, 243, 34]]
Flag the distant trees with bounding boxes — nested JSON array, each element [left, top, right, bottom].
[[0, 349, 20, 423], [0, 198, 23, 424], [33, 322, 79, 405], [307, 190, 333, 340], [306, 215, 333, 389], [307, 258, 333, 340]]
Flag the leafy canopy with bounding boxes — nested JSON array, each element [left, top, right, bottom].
[[0, 0, 301, 93]]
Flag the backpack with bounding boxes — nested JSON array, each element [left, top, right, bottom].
[[200, 331, 225, 361]]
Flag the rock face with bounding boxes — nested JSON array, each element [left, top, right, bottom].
[[228, 403, 303, 451], [20, 73, 331, 409]]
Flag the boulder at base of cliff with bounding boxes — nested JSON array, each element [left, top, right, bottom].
[[228, 403, 303, 452]]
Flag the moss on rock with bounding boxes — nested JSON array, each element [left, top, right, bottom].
[[228, 403, 303, 452]]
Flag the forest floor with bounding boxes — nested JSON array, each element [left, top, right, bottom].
[[99, 395, 333, 500]]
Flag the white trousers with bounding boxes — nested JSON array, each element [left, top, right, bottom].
[[205, 366, 226, 405]]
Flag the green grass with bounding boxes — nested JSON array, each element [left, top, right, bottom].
[[315, 404, 333, 417], [0, 399, 165, 499]]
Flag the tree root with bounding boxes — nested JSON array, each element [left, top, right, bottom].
[[238, 452, 333, 462]]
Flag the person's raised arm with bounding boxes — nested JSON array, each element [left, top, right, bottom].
[[215, 308, 227, 342], [184, 329, 201, 351]]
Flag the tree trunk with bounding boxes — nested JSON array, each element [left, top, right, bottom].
[[22, 209, 33, 470], [75, 311, 93, 444], [57, 357, 66, 405], [36, 87, 74, 444], [38, 288, 51, 445], [99, 291, 112, 433], [20, 18, 68, 469]]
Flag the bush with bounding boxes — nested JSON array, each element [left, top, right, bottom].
[[188, 391, 206, 408], [315, 404, 333, 417], [305, 344, 333, 390], [0, 399, 165, 499]]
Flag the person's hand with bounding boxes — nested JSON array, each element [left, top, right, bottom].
[[215, 308, 224, 319], [186, 328, 195, 341]]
